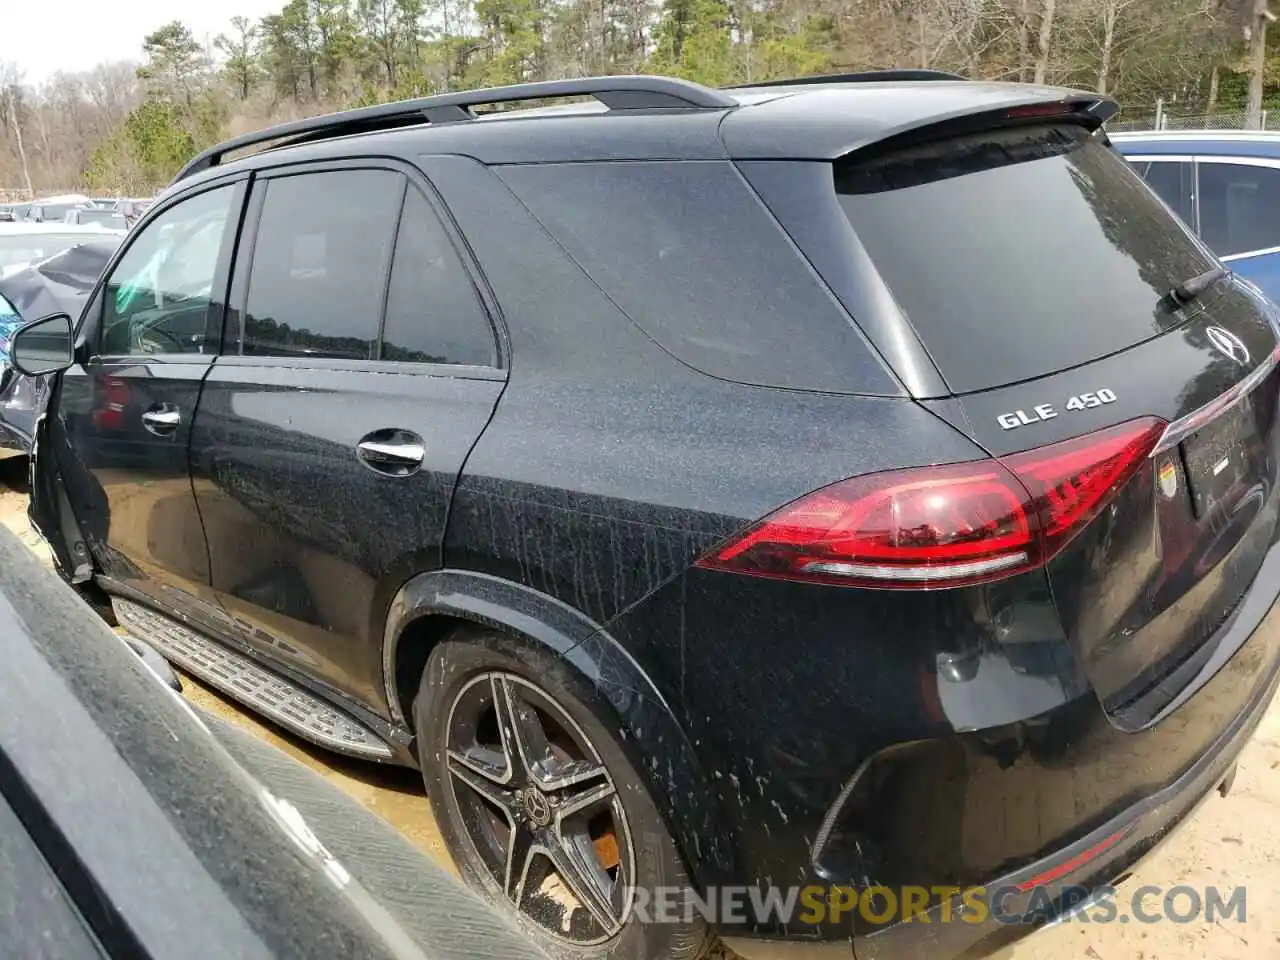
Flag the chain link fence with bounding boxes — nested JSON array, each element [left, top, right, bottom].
[[1109, 108, 1280, 134]]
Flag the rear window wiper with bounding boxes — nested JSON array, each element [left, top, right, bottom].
[[1167, 265, 1229, 307]]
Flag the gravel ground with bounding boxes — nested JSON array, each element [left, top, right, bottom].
[[1, 451, 1275, 959]]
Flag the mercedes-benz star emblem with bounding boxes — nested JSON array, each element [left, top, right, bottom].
[[1205, 326, 1251, 366], [521, 788, 552, 827]]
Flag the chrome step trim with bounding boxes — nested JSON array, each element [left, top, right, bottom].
[[113, 598, 394, 761]]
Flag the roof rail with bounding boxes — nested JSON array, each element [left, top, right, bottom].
[[728, 69, 967, 89], [171, 75, 736, 184]]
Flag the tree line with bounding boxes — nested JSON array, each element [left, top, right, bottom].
[[2, 0, 1279, 194]]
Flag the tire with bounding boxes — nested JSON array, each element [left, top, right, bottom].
[[414, 629, 706, 960]]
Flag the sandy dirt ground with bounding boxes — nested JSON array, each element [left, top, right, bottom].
[[0, 451, 1276, 959]]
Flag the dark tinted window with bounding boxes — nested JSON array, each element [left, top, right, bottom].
[[381, 189, 493, 365], [498, 161, 883, 394], [1197, 161, 1280, 258], [1139, 160, 1195, 224], [837, 126, 1214, 394], [242, 170, 402, 359]]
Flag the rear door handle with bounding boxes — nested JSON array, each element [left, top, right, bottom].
[[141, 404, 181, 437], [356, 429, 426, 477]]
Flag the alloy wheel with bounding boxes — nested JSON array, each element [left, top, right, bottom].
[[444, 671, 635, 944]]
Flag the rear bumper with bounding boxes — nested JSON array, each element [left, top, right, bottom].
[[722, 546, 1280, 960], [855, 623, 1277, 960]]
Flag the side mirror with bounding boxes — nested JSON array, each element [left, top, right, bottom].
[[10, 314, 75, 376]]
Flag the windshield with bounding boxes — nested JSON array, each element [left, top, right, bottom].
[[0, 235, 88, 272], [837, 124, 1217, 394]]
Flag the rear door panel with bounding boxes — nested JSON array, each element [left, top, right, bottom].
[[191, 363, 503, 709], [189, 162, 505, 713]]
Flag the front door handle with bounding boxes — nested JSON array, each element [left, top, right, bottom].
[[356, 429, 425, 477], [141, 404, 181, 437]]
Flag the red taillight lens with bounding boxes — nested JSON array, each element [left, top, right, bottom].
[[1005, 418, 1166, 558], [696, 418, 1165, 590]]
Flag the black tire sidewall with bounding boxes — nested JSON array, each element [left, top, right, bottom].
[[414, 631, 706, 960]]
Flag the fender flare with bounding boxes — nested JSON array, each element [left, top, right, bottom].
[[382, 568, 735, 886]]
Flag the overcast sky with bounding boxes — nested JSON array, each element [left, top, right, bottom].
[[8, 0, 284, 83]]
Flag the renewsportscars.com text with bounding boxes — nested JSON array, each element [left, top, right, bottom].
[[628, 884, 1247, 927]]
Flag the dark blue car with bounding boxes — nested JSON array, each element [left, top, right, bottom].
[[1112, 131, 1280, 301]]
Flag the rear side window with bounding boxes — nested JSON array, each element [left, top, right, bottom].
[[382, 188, 494, 365], [496, 161, 888, 394], [1137, 159, 1195, 224], [837, 125, 1215, 394], [242, 169, 402, 360], [1197, 161, 1280, 258]]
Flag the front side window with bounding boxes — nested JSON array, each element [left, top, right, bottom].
[[1197, 161, 1280, 258], [100, 185, 235, 356], [241, 169, 402, 360]]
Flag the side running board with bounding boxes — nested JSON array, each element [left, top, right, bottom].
[[113, 598, 394, 762]]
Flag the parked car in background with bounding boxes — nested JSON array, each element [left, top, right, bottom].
[[0, 521, 549, 960], [0, 237, 123, 451], [0, 206, 15, 223], [7, 203, 32, 222], [114, 197, 152, 225], [24, 193, 93, 223], [63, 207, 130, 230], [0, 222, 126, 279], [1111, 131, 1280, 301], [12, 73, 1280, 960]]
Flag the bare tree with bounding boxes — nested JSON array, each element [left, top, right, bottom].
[[0, 63, 34, 195], [1034, 0, 1057, 83], [1245, 0, 1273, 128]]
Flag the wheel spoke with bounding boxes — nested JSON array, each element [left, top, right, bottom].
[[556, 779, 616, 820], [448, 749, 516, 812], [504, 822, 539, 906], [540, 759, 611, 793], [491, 676, 557, 786], [546, 833, 623, 935]]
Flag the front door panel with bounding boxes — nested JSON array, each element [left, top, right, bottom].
[[57, 357, 214, 608], [52, 179, 245, 632]]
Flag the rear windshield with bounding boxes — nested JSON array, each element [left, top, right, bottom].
[[837, 124, 1215, 394], [74, 209, 127, 229]]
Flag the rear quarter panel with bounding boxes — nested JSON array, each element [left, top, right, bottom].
[[421, 154, 1008, 893]]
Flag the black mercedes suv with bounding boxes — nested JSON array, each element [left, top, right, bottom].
[[8, 70, 1280, 960]]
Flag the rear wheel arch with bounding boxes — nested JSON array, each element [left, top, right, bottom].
[[382, 568, 736, 888]]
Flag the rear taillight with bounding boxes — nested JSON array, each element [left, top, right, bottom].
[[695, 418, 1165, 589]]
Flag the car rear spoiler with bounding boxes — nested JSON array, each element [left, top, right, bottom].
[[721, 86, 1120, 161]]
